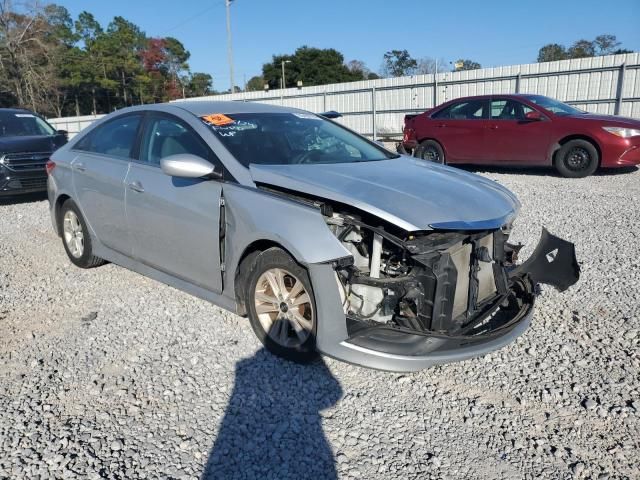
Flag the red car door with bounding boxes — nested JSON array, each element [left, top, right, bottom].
[[487, 98, 551, 164], [422, 98, 492, 164]]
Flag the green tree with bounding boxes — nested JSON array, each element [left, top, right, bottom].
[[262, 46, 361, 89], [536, 34, 630, 63], [187, 72, 213, 96], [537, 43, 567, 62], [381, 49, 417, 77], [453, 59, 482, 71], [246, 75, 265, 91], [567, 39, 596, 58], [593, 34, 621, 56]]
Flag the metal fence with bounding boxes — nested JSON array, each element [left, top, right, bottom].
[[49, 52, 640, 139]]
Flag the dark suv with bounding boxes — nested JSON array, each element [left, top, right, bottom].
[[0, 108, 67, 196]]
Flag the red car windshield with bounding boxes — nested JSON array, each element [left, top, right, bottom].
[[524, 95, 585, 116]]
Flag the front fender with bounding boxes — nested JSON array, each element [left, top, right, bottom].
[[222, 184, 350, 295]]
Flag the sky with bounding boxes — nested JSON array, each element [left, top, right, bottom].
[[59, 0, 640, 91]]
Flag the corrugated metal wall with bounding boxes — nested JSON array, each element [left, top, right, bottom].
[[49, 52, 640, 138]]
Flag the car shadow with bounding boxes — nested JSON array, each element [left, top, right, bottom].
[[0, 192, 48, 205], [202, 348, 343, 480], [455, 164, 638, 177]]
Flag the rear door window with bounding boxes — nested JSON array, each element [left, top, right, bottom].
[[75, 114, 142, 159], [433, 100, 487, 119]]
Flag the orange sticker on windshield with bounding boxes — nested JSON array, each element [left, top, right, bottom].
[[201, 113, 234, 126]]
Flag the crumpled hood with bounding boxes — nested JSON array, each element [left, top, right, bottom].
[[250, 157, 520, 232]]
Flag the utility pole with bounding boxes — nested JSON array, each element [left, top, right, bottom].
[[225, 0, 235, 92], [281, 59, 291, 102]]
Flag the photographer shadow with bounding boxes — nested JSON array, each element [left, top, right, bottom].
[[202, 348, 342, 480]]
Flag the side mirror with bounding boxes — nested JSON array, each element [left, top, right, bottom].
[[524, 111, 543, 121], [319, 110, 342, 119], [57, 129, 68, 137], [160, 154, 222, 179]]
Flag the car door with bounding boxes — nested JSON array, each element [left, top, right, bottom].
[[124, 113, 224, 293], [428, 98, 491, 163], [487, 98, 551, 163], [71, 113, 142, 255]]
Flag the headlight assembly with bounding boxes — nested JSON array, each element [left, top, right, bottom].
[[602, 126, 640, 138]]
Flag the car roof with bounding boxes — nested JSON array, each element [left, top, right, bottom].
[[445, 94, 539, 102], [0, 107, 37, 114], [122, 100, 305, 117]]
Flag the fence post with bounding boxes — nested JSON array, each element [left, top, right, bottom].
[[615, 63, 626, 116], [433, 72, 438, 108], [323, 91, 327, 112], [515, 73, 521, 93], [372, 86, 377, 141]]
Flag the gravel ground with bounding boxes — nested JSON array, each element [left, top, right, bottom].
[[1, 167, 639, 480]]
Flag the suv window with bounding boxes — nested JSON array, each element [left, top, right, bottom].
[[75, 115, 141, 158], [433, 100, 487, 120], [140, 116, 213, 166], [491, 99, 535, 120]]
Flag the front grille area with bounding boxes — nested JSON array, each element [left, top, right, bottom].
[[0, 152, 50, 172], [6, 177, 48, 190]]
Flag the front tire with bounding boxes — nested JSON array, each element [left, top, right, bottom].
[[245, 248, 318, 363], [414, 139, 445, 164], [554, 139, 599, 178], [60, 199, 105, 269]]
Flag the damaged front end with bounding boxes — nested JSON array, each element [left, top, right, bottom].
[[324, 209, 579, 361]]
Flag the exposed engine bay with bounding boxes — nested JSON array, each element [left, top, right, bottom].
[[256, 184, 580, 342], [325, 209, 577, 339]]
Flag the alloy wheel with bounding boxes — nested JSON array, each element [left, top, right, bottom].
[[63, 210, 84, 258], [254, 268, 314, 348]]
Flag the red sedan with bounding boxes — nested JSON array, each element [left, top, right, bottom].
[[402, 94, 640, 177]]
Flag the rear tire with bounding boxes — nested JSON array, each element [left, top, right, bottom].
[[245, 248, 318, 363], [414, 139, 445, 164], [59, 199, 105, 269], [554, 139, 599, 178]]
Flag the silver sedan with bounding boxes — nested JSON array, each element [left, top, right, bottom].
[[47, 101, 579, 371]]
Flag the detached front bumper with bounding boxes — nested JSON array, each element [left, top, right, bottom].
[[311, 229, 578, 372]]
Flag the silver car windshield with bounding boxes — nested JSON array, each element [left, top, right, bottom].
[[202, 112, 398, 167]]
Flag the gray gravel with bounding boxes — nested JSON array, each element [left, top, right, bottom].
[[1, 167, 640, 480]]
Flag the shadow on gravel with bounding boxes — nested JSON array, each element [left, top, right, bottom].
[[202, 348, 342, 480], [457, 164, 639, 177], [0, 191, 47, 205]]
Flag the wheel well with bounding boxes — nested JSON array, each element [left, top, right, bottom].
[[416, 137, 445, 158], [234, 240, 294, 316], [54, 194, 71, 235], [554, 135, 602, 166], [417, 137, 443, 147]]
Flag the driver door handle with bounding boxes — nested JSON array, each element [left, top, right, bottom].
[[436, 124, 447, 128], [127, 181, 145, 193]]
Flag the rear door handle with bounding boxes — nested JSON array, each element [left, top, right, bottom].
[[489, 125, 499, 130], [127, 181, 145, 193], [436, 124, 447, 128], [73, 162, 85, 171]]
